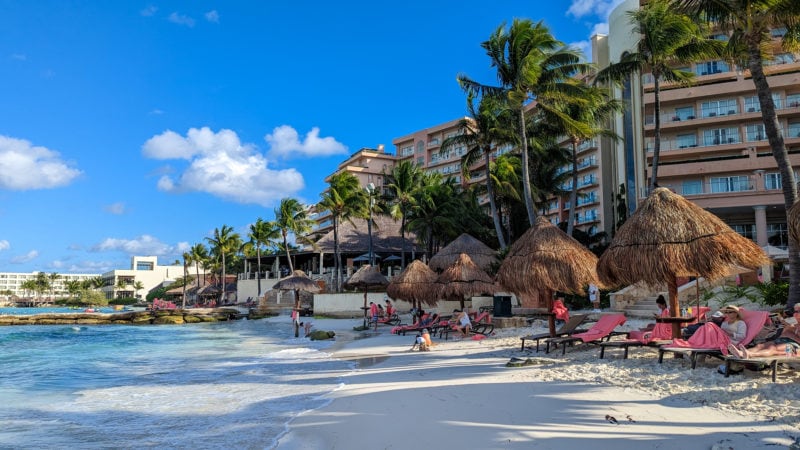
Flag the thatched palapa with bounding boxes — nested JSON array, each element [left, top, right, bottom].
[[496, 217, 600, 298], [386, 260, 439, 308], [273, 270, 321, 337], [597, 188, 769, 336], [344, 265, 389, 328], [436, 253, 498, 310], [428, 233, 498, 273]]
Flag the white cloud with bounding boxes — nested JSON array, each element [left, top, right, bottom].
[[149, 108, 164, 115], [92, 235, 178, 256], [140, 5, 158, 17], [205, 10, 219, 23], [0, 135, 81, 190], [58, 259, 115, 274], [142, 127, 305, 206], [10, 250, 38, 264], [265, 125, 348, 158], [568, 0, 626, 19], [570, 39, 592, 60], [11, 53, 26, 61], [104, 202, 127, 215], [168, 12, 196, 27], [0, 240, 9, 251]]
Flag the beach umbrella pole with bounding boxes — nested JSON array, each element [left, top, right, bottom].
[[294, 289, 300, 338]]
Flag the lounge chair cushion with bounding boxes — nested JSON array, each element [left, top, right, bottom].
[[570, 314, 626, 343]]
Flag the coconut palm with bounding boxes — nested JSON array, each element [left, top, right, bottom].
[[47, 272, 60, 299], [594, 0, 723, 191], [245, 218, 280, 298], [541, 82, 624, 236], [441, 92, 516, 249], [115, 277, 129, 298], [674, 0, 800, 308], [189, 243, 209, 300], [64, 280, 82, 299], [205, 224, 242, 304], [385, 160, 423, 268], [274, 197, 314, 272], [133, 281, 145, 300], [318, 172, 366, 292], [459, 19, 592, 226], [406, 173, 462, 258], [488, 153, 522, 242]]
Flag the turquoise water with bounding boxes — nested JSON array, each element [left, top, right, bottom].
[[0, 319, 352, 448], [0, 307, 122, 315]]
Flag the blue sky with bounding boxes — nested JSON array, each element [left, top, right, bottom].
[[0, 0, 625, 274]]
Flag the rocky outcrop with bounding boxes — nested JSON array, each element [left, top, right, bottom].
[[0, 308, 242, 326], [308, 330, 336, 341]]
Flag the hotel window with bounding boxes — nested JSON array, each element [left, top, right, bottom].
[[770, 53, 795, 65], [676, 133, 697, 148], [768, 223, 788, 247], [731, 224, 755, 240], [697, 60, 729, 75], [765, 172, 781, 190], [674, 106, 695, 121], [771, 27, 787, 38], [788, 122, 800, 138], [701, 99, 737, 117], [704, 127, 740, 145], [787, 94, 800, 108], [710, 175, 750, 193], [682, 180, 703, 195], [745, 124, 766, 141], [744, 94, 782, 112], [416, 142, 424, 154], [401, 145, 414, 157], [416, 157, 424, 165]]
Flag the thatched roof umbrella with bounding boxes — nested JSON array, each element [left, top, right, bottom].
[[344, 265, 389, 328], [496, 217, 601, 335], [428, 233, 498, 273], [273, 270, 321, 337], [597, 188, 769, 337], [386, 260, 440, 311], [436, 253, 499, 311]]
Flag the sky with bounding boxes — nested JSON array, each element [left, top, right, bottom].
[[0, 0, 626, 274]]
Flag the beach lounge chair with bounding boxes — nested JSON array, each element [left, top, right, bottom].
[[520, 314, 589, 352], [439, 311, 494, 339], [599, 314, 675, 359], [722, 355, 798, 382], [545, 314, 627, 355], [376, 313, 401, 326], [658, 309, 770, 369]]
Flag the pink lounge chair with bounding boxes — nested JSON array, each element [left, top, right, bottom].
[[658, 309, 770, 368], [545, 313, 627, 355]]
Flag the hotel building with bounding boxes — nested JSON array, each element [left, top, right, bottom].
[[601, 0, 800, 247]]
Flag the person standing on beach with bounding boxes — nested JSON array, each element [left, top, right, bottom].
[[588, 284, 600, 312]]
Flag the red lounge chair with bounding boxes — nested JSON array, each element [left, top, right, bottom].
[[658, 309, 770, 369], [520, 314, 589, 352], [545, 314, 627, 355]]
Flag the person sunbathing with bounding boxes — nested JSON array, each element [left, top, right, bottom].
[[729, 314, 800, 358], [452, 309, 471, 337]]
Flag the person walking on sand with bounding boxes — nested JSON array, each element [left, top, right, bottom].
[[588, 283, 600, 312]]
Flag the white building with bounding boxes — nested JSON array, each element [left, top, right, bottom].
[[100, 256, 199, 300], [0, 272, 99, 300]]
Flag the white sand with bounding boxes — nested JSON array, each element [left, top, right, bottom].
[[274, 315, 800, 449]]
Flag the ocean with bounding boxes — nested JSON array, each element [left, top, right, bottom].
[[0, 316, 353, 449]]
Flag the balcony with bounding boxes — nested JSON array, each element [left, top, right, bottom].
[[427, 139, 440, 148]]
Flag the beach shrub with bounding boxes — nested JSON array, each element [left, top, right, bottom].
[[752, 281, 788, 307], [78, 290, 108, 306], [109, 297, 137, 306]]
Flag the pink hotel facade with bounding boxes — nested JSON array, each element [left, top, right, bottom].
[[316, 0, 798, 248]]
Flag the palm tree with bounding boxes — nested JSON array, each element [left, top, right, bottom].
[[189, 243, 209, 298], [594, 0, 723, 191], [205, 225, 242, 304], [318, 172, 366, 292], [133, 281, 145, 300], [406, 173, 462, 258], [459, 19, 591, 226], [115, 277, 129, 298], [385, 160, 423, 268], [442, 93, 516, 249], [675, 0, 800, 308], [274, 198, 314, 273], [48, 272, 60, 299], [245, 218, 280, 298], [182, 251, 190, 308], [64, 280, 82, 299], [542, 82, 624, 236], [486, 153, 522, 243]]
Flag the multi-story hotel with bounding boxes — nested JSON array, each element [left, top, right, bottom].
[[0, 272, 99, 301], [600, 0, 800, 248]]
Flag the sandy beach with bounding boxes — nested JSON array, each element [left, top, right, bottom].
[[275, 315, 800, 449]]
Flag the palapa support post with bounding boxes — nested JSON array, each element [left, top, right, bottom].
[[545, 288, 556, 337], [668, 277, 681, 339], [293, 289, 300, 338]]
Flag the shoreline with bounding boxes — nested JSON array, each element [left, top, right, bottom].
[[275, 315, 800, 449]]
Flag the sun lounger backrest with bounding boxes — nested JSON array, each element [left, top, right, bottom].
[[557, 314, 587, 333], [572, 314, 626, 342], [739, 309, 770, 347]]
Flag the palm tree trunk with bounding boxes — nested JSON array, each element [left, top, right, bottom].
[[182, 262, 187, 309], [220, 254, 226, 305], [333, 216, 341, 293], [748, 46, 799, 307], [284, 232, 294, 272], [400, 209, 407, 269], [256, 247, 262, 298], [567, 140, 579, 236], [519, 106, 537, 225], [195, 262, 201, 305], [484, 146, 507, 248], [650, 75, 662, 192]]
